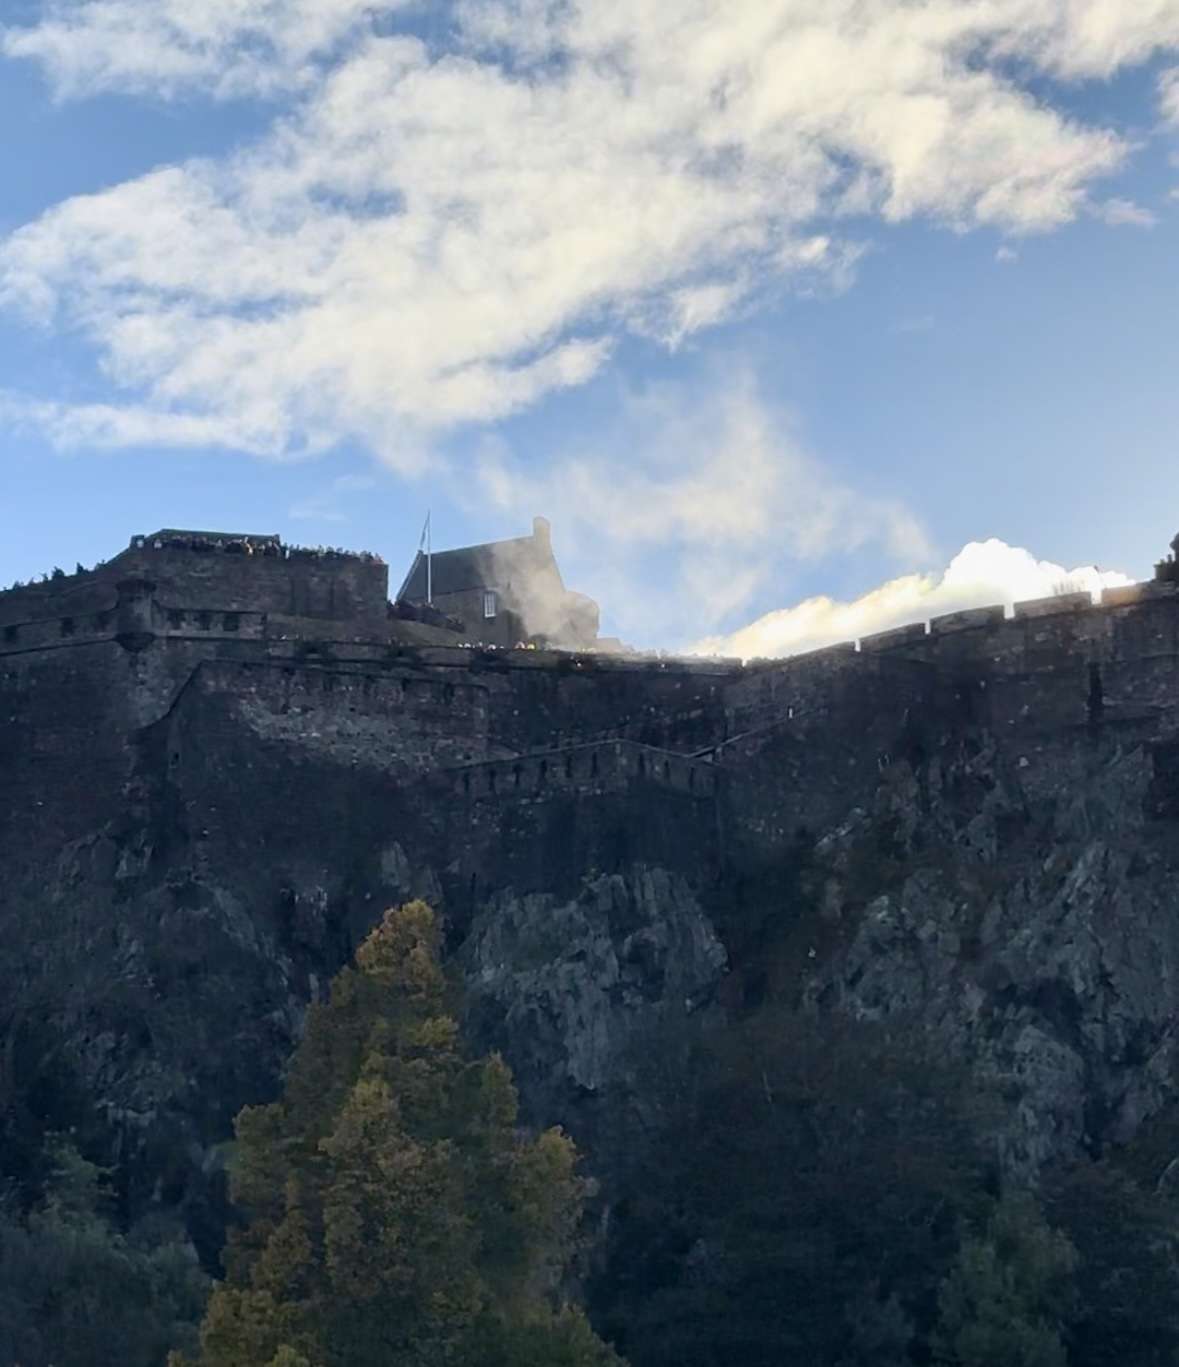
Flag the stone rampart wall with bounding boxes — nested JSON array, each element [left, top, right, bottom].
[[723, 581, 1179, 738], [0, 539, 390, 638], [443, 739, 719, 804], [5, 570, 1179, 783], [183, 657, 496, 777]]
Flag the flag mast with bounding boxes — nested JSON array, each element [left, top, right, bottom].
[[426, 510, 432, 606]]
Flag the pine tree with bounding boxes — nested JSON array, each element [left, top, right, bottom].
[[174, 901, 620, 1367], [933, 1191, 1076, 1367]]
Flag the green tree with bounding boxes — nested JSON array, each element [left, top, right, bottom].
[[933, 1191, 1076, 1367], [597, 1007, 993, 1367], [1044, 1158, 1179, 1367], [176, 901, 621, 1367], [0, 1138, 208, 1367]]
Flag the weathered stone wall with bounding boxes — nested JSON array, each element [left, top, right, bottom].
[[10, 563, 1179, 1251], [0, 539, 390, 646]]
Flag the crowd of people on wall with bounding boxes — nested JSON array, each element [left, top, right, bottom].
[[130, 531, 384, 564]]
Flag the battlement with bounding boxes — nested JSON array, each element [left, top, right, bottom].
[[127, 529, 384, 567], [0, 528, 393, 645], [442, 739, 720, 803], [6, 519, 1179, 788]]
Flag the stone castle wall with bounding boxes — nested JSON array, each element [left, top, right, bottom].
[[0, 536, 389, 643], [7, 537, 1179, 830]]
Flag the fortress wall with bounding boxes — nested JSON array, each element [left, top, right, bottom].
[[161, 673, 429, 952], [0, 642, 139, 875], [435, 763, 721, 920], [443, 739, 720, 805], [719, 656, 933, 855], [444, 655, 737, 754], [722, 644, 866, 737], [184, 658, 497, 777], [0, 569, 117, 629], [109, 545, 390, 631], [0, 546, 391, 637], [721, 583, 1179, 737]]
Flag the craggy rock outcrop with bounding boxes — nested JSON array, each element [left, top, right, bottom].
[[800, 738, 1179, 1176], [460, 869, 727, 1117]]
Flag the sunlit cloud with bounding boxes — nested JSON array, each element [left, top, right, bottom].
[[465, 371, 932, 645], [4, 1, 1174, 467], [692, 540, 1135, 661]]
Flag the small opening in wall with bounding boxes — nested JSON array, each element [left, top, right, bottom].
[[223, 613, 240, 632], [168, 610, 183, 629], [483, 590, 498, 619], [197, 612, 211, 631], [60, 617, 75, 637], [4, 625, 17, 643]]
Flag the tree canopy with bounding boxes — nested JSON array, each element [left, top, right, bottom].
[[175, 900, 620, 1367]]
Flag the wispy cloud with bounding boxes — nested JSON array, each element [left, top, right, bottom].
[[1159, 65, 1179, 124], [0, 0, 398, 99], [467, 370, 932, 644], [289, 472, 377, 523], [693, 540, 1135, 660], [995, 244, 1020, 264], [890, 314, 935, 335], [4, 2, 1174, 464], [1093, 196, 1159, 227]]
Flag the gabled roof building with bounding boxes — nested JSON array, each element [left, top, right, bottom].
[[396, 516, 600, 649]]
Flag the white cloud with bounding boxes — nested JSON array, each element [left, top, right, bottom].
[[3, 2, 1170, 463], [0, 0, 397, 99], [692, 539, 1135, 661], [1093, 196, 1158, 227], [468, 372, 932, 643], [1160, 66, 1179, 124], [995, 244, 1020, 263], [289, 471, 377, 522], [0, 389, 277, 451]]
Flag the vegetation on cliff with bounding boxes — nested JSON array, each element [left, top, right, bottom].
[[592, 1005, 1179, 1367], [0, 1140, 208, 1366], [173, 900, 619, 1367], [6, 896, 1179, 1366]]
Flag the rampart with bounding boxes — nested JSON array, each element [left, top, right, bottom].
[[7, 523, 1179, 806], [441, 739, 720, 803], [0, 531, 390, 648]]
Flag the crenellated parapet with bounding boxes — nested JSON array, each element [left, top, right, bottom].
[[441, 739, 720, 804]]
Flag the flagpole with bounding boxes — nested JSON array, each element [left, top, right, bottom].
[[426, 510, 432, 605]]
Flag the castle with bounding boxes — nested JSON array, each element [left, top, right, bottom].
[[6, 519, 1179, 884], [6, 522, 1179, 1218]]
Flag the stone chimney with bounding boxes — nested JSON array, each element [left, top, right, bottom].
[[532, 516, 552, 552]]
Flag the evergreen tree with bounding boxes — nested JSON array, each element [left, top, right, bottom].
[[933, 1191, 1076, 1367], [175, 901, 620, 1367], [1045, 1158, 1179, 1367], [597, 1008, 991, 1367], [0, 1139, 207, 1367]]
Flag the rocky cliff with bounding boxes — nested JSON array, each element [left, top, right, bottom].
[[5, 572, 1179, 1275]]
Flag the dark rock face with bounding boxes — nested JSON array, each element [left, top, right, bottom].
[[6, 567, 1179, 1258]]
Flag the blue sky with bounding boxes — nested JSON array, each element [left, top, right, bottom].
[[2, 1, 1179, 651]]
